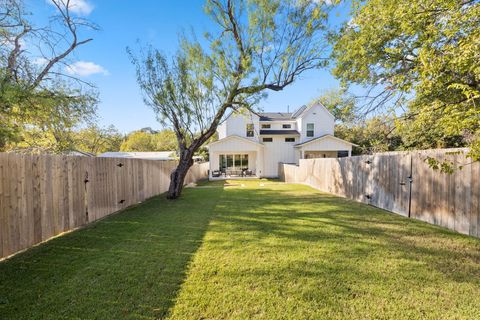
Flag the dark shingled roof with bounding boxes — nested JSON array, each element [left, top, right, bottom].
[[259, 130, 300, 135], [258, 112, 294, 121], [292, 105, 307, 118]]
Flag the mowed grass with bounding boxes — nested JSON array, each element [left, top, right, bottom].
[[1, 180, 480, 319]]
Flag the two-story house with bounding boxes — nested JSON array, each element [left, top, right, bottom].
[[208, 103, 355, 179]]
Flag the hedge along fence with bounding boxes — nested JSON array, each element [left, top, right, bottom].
[[0, 153, 209, 259], [279, 148, 480, 238]]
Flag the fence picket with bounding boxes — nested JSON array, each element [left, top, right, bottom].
[[0, 155, 208, 259], [280, 148, 479, 237]]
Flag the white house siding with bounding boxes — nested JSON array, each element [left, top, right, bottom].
[[262, 135, 297, 177], [209, 106, 354, 179], [217, 121, 227, 139], [298, 105, 335, 143], [208, 136, 264, 178], [225, 113, 260, 140], [296, 136, 352, 162], [260, 121, 297, 131]]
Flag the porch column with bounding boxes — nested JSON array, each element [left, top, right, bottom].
[[256, 146, 263, 177]]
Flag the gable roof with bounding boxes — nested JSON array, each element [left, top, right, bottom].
[[294, 134, 357, 148], [258, 112, 294, 121], [220, 103, 335, 124], [207, 135, 264, 148], [291, 105, 307, 118], [292, 103, 335, 120]]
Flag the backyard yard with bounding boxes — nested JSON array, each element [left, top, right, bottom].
[[1, 180, 480, 319]]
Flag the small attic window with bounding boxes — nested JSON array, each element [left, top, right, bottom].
[[246, 124, 254, 137]]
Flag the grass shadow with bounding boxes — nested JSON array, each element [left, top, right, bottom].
[[0, 185, 225, 319]]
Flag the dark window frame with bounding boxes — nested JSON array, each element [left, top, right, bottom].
[[261, 124, 271, 129], [337, 150, 349, 158], [285, 137, 295, 142], [262, 137, 273, 142], [306, 123, 314, 137], [246, 123, 254, 137], [282, 124, 292, 129]]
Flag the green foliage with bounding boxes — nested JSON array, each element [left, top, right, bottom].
[[335, 116, 403, 155], [75, 125, 123, 155], [3, 88, 97, 153], [333, 0, 480, 159], [309, 88, 357, 123], [0, 0, 99, 152], [120, 129, 178, 152], [131, 0, 332, 197]]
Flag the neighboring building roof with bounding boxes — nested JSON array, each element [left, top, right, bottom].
[[294, 134, 357, 147], [259, 130, 300, 135], [97, 151, 177, 160], [63, 150, 95, 157]]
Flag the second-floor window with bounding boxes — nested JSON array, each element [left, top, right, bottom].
[[282, 124, 291, 129], [246, 124, 254, 137], [262, 137, 273, 142], [261, 124, 271, 129], [306, 123, 314, 137], [285, 137, 295, 142]]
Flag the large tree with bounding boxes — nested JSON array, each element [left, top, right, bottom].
[[131, 0, 332, 199], [0, 0, 98, 150], [75, 124, 124, 155], [333, 0, 480, 159]]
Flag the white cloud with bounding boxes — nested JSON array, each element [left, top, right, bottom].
[[65, 61, 109, 77], [311, 0, 335, 5], [47, 0, 94, 16], [33, 57, 49, 66]]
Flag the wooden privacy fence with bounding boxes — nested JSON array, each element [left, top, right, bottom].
[[0, 153, 209, 259], [279, 148, 480, 237]]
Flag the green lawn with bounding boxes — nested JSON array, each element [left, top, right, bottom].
[[1, 180, 480, 319]]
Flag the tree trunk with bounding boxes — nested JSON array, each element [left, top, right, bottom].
[[167, 151, 194, 199]]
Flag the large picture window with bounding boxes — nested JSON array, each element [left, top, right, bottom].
[[219, 154, 249, 171], [306, 123, 314, 137], [219, 154, 227, 171], [226, 154, 233, 168]]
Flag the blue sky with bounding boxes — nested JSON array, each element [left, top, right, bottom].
[[29, 0, 351, 134]]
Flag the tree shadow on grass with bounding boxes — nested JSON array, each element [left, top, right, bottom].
[[210, 186, 480, 287], [0, 184, 226, 320]]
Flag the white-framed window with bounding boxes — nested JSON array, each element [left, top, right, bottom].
[[285, 137, 295, 142], [261, 124, 271, 129], [282, 124, 291, 129], [306, 123, 314, 137], [246, 124, 254, 137], [262, 137, 273, 142]]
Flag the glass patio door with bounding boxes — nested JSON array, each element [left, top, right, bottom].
[[219, 154, 249, 171]]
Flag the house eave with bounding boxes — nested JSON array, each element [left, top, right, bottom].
[[294, 134, 358, 148]]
